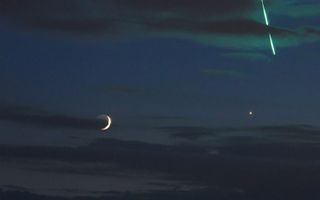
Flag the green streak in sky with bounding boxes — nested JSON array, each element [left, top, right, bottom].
[[269, 33, 276, 55], [261, 0, 276, 55], [261, 0, 269, 25]]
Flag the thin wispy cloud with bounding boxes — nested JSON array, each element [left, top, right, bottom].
[[0, 105, 103, 130], [160, 124, 320, 144], [0, 0, 319, 50]]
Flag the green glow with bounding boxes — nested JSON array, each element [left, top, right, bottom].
[[261, 0, 269, 25], [261, 0, 276, 55], [269, 33, 276, 55]]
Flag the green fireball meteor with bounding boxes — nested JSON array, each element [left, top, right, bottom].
[[261, 0, 276, 55], [261, 0, 269, 26], [269, 33, 276, 55]]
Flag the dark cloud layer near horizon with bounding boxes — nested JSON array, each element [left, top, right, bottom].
[[163, 124, 320, 141], [0, 0, 319, 50], [0, 105, 104, 131], [3, 187, 315, 200], [1, 138, 320, 199]]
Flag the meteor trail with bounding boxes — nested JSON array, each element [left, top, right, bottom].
[[261, 0, 276, 55], [261, 0, 269, 26], [269, 33, 276, 55]]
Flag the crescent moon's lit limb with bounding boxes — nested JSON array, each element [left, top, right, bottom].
[[101, 115, 112, 131]]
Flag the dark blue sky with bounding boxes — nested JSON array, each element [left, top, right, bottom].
[[0, 0, 320, 199]]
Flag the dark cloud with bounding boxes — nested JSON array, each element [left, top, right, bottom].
[[2, 137, 320, 198], [0, 186, 314, 200], [26, 18, 117, 35], [2, 186, 320, 200], [146, 18, 288, 36], [159, 124, 320, 162], [1, 185, 29, 191], [0, 139, 207, 165], [0, 0, 317, 49], [0, 187, 263, 200], [220, 138, 320, 160], [115, 0, 256, 17], [0, 105, 104, 130], [0, 188, 68, 200], [0, 188, 245, 200], [0, 0, 256, 21], [159, 126, 215, 140], [223, 52, 269, 60], [250, 124, 320, 135], [161, 124, 320, 142], [304, 27, 320, 36]]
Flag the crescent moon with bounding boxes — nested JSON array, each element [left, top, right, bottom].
[[101, 115, 112, 131]]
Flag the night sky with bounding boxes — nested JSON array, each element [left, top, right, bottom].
[[1, 0, 320, 199]]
